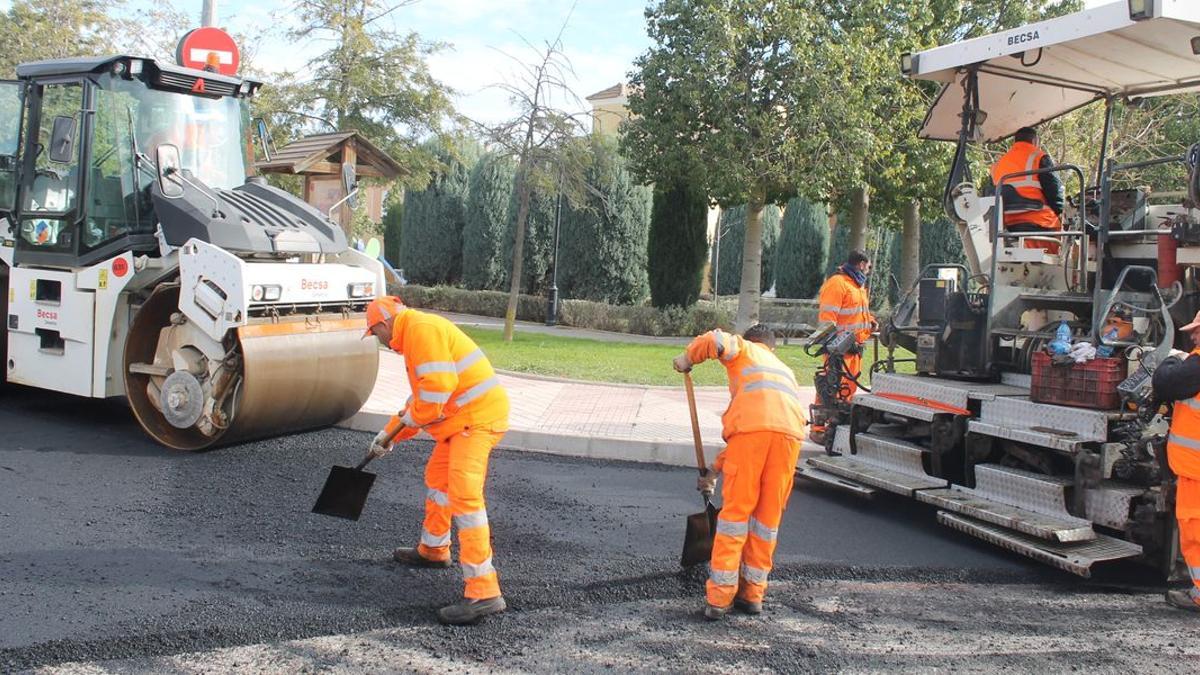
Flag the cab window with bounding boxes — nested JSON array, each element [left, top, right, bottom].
[[84, 85, 155, 250], [20, 82, 82, 251], [0, 80, 23, 212]]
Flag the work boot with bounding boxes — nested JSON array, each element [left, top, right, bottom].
[[437, 595, 507, 625], [1166, 588, 1200, 613], [392, 547, 451, 569], [734, 597, 763, 615], [703, 603, 730, 621]]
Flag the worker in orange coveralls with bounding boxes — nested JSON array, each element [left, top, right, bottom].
[[364, 296, 509, 625], [809, 249, 876, 445], [1152, 308, 1200, 614], [672, 324, 806, 620]]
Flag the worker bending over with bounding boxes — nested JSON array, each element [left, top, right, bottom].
[[990, 126, 1064, 254], [1151, 309, 1200, 614], [810, 249, 875, 444], [673, 325, 806, 620], [364, 296, 510, 625]]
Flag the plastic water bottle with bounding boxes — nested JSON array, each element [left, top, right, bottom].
[[1050, 323, 1072, 355], [1097, 327, 1118, 358]]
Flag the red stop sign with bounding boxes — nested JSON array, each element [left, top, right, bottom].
[[175, 27, 240, 77]]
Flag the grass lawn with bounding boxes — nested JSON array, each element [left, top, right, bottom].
[[463, 327, 913, 387]]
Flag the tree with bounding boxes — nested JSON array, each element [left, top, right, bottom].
[[920, 218, 966, 269], [502, 178, 557, 296], [0, 0, 118, 77], [559, 137, 652, 305], [713, 204, 781, 296], [775, 198, 829, 299], [462, 152, 516, 290], [382, 194, 403, 267], [648, 178, 709, 309], [273, 0, 456, 189], [473, 15, 594, 341], [626, 1, 875, 330], [398, 138, 476, 285]]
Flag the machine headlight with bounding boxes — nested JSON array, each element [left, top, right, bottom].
[[348, 282, 374, 298], [1128, 0, 1155, 20], [251, 285, 282, 302]]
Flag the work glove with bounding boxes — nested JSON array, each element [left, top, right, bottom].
[[697, 468, 718, 497], [368, 428, 395, 459], [673, 354, 693, 373]]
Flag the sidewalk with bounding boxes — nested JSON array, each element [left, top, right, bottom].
[[430, 310, 692, 345], [341, 350, 822, 467]]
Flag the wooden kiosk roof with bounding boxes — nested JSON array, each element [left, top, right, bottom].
[[254, 130, 405, 179]]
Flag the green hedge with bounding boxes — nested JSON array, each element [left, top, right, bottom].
[[774, 197, 829, 299], [392, 284, 733, 337], [647, 178, 709, 308], [714, 203, 782, 295]]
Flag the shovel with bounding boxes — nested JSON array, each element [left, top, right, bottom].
[[680, 371, 720, 568], [312, 424, 404, 520]]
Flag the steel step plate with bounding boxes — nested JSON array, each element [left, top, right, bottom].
[[917, 464, 1094, 542], [938, 512, 1142, 578], [795, 465, 876, 499], [807, 433, 947, 497]]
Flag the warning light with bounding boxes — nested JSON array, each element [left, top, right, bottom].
[[204, 52, 220, 73]]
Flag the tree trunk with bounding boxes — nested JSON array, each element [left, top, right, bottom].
[[503, 164, 532, 342], [849, 185, 869, 253], [901, 198, 921, 293], [734, 187, 766, 332]]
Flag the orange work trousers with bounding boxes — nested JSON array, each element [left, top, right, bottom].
[[1179, 475, 1200, 591], [416, 427, 505, 600], [707, 430, 801, 607]]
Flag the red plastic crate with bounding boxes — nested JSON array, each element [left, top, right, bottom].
[[1030, 351, 1124, 410]]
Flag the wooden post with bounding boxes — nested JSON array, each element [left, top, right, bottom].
[[339, 141, 358, 238], [850, 185, 869, 253]]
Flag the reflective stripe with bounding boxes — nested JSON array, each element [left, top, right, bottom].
[[1190, 566, 1200, 583], [819, 304, 841, 314], [456, 349, 485, 373], [1169, 433, 1200, 452], [461, 557, 495, 579], [716, 518, 748, 537], [426, 487, 449, 507], [1009, 152, 1042, 188], [421, 528, 450, 548], [1181, 398, 1200, 412], [418, 388, 452, 404], [835, 305, 869, 315], [722, 339, 740, 362], [748, 517, 778, 542], [709, 566, 738, 586], [740, 563, 770, 584], [838, 321, 873, 331], [743, 380, 801, 401], [452, 376, 500, 407], [415, 360, 456, 376], [713, 329, 726, 358], [454, 509, 489, 530], [742, 365, 797, 385]]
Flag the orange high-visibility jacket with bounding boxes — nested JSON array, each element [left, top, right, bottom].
[[685, 330, 806, 441], [383, 309, 509, 441], [991, 141, 1062, 230], [1167, 348, 1200, 480], [817, 271, 874, 344]]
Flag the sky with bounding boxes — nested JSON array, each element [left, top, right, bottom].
[[192, 0, 652, 128]]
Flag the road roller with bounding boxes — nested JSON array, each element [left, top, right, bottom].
[[0, 54, 382, 449]]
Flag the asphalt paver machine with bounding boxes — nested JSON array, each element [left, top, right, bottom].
[[798, 1, 1200, 577], [0, 55, 383, 450]]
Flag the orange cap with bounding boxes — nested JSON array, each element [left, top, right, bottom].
[[363, 296, 405, 336], [1182, 309, 1200, 332]]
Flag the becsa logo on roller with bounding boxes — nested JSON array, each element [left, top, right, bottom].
[[37, 308, 58, 321], [300, 279, 329, 291]]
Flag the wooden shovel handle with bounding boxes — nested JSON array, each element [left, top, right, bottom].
[[683, 372, 707, 475], [358, 421, 410, 469]]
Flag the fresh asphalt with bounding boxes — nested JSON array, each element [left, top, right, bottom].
[[0, 385, 1151, 671]]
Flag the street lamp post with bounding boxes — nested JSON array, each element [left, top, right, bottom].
[[546, 171, 564, 326]]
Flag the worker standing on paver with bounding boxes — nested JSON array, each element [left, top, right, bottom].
[[1152, 309, 1200, 614], [990, 126, 1065, 253], [363, 296, 510, 625], [810, 249, 875, 444], [672, 325, 806, 620]]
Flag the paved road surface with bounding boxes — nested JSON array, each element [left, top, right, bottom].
[[1, 387, 1195, 672]]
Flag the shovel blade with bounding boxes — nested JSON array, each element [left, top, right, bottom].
[[312, 465, 377, 520], [680, 502, 720, 568]]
